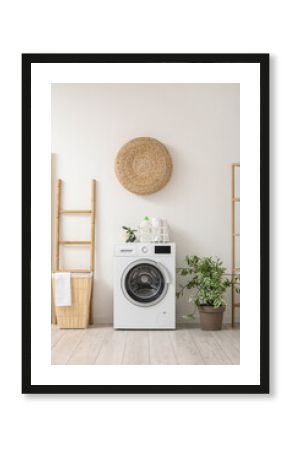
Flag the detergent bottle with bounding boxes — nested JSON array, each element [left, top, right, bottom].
[[139, 216, 152, 242]]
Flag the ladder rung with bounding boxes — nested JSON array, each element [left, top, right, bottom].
[[234, 303, 240, 307], [233, 268, 240, 272], [232, 163, 240, 168], [59, 240, 91, 245], [232, 197, 240, 202], [233, 233, 240, 237], [57, 269, 91, 273], [61, 209, 92, 214]]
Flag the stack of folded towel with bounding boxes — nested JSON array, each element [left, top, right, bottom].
[[55, 272, 71, 306]]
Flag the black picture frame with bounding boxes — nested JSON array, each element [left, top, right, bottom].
[[22, 53, 269, 394]]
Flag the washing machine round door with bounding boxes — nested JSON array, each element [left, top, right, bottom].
[[122, 260, 169, 306]]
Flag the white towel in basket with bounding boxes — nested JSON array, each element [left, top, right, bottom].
[[55, 272, 72, 306]]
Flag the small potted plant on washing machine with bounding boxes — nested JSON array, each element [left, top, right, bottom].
[[122, 226, 138, 243], [177, 256, 232, 330]]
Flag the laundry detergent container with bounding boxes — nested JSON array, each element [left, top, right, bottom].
[[52, 273, 92, 329]]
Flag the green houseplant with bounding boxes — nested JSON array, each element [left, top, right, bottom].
[[177, 256, 232, 330]]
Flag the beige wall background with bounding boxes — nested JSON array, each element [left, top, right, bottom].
[[51, 83, 240, 324]]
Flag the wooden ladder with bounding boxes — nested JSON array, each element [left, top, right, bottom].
[[54, 178, 96, 323], [231, 163, 240, 327]]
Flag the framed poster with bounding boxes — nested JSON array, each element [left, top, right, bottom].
[[22, 53, 269, 394]]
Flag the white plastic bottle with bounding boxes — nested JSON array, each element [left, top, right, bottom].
[[139, 216, 152, 242]]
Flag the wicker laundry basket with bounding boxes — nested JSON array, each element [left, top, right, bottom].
[[52, 273, 92, 329]]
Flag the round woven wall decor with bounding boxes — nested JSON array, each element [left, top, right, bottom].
[[115, 137, 173, 195]]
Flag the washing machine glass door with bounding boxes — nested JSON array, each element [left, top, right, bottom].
[[124, 262, 167, 306]]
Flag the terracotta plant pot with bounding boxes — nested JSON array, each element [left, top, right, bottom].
[[198, 305, 226, 331]]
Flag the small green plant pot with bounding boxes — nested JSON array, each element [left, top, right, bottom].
[[198, 305, 226, 331]]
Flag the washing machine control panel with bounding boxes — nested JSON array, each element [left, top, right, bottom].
[[154, 245, 171, 254], [141, 245, 172, 255], [115, 243, 175, 257]]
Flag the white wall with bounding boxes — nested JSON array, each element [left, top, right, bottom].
[[51, 83, 239, 324]]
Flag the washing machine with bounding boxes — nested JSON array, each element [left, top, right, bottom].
[[113, 242, 176, 329]]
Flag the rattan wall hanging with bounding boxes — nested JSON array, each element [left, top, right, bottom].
[[115, 137, 173, 195]]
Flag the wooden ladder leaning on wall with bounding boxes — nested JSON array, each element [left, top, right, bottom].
[[231, 163, 240, 328], [53, 179, 96, 325]]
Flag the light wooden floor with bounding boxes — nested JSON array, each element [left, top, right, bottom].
[[51, 325, 240, 365]]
